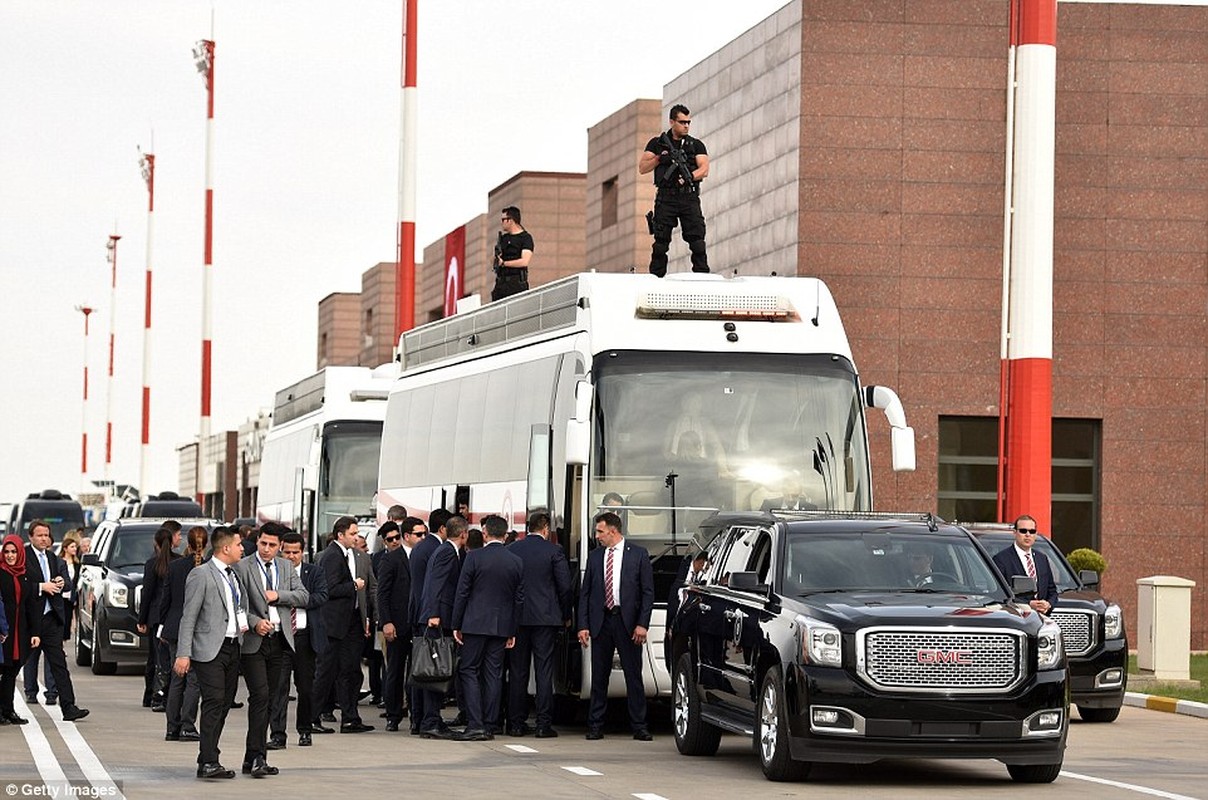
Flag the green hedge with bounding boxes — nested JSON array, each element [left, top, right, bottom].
[[1067, 547, 1107, 576]]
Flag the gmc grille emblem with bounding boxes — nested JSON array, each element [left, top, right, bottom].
[[916, 649, 973, 665]]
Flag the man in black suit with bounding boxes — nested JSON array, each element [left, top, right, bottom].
[[24, 521, 89, 722], [506, 510, 570, 738], [452, 515, 524, 740], [416, 513, 467, 738], [992, 514, 1059, 614], [310, 516, 373, 734], [577, 511, 654, 741], [376, 518, 418, 732], [270, 531, 328, 747]]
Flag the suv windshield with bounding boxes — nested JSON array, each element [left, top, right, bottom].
[[107, 527, 160, 573], [783, 529, 1008, 599]]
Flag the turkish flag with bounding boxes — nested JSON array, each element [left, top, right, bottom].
[[443, 226, 466, 318]]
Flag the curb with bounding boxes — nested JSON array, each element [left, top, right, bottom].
[[1123, 691, 1208, 719]]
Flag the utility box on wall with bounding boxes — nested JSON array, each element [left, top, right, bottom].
[[1136, 575, 1196, 680]]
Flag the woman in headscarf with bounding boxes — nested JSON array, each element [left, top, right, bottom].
[[1, 533, 42, 725]]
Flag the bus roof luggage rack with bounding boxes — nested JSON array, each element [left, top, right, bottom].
[[401, 276, 581, 370], [771, 509, 942, 531]]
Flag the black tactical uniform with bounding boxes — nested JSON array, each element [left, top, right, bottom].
[[491, 230, 534, 302], [646, 131, 709, 277]]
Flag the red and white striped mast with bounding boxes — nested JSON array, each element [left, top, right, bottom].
[[75, 305, 94, 496], [395, 0, 418, 340], [138, 149, 155, 495], [999, 0, 1056, 535], [193, 34, 215, 482], [104, 233, 121, 482]]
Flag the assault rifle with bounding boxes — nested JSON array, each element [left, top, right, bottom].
[[492, 232, 504, 276], [658, 132, 697, 193]]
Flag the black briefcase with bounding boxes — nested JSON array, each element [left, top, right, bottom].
[[410, 631, 456, 683]]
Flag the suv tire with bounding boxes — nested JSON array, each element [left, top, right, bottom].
[[757, 666, 810, 781], [1077, 705, 1121, 723], [1007, 762, 1063, 783], [74, 632, 91, 667], [673, 653, 721, 756]]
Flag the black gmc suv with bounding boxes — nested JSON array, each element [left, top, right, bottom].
[[668, 512, 1068, 783], [968, 525, 1127, 722]]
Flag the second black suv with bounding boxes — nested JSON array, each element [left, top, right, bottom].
[[968, 524, 1127, 722], [77, 517, 219, 674], [668, 512, 1068, 783]]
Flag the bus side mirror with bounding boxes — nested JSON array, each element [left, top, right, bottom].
[[865, 385, 916, 472], [566, 381, 593, 466]]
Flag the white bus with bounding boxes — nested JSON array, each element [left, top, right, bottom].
[[377, 272, 915, 700], [257, 365, 394, 554]]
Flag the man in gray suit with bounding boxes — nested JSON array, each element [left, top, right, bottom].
[[174, 527, 248, 780], [234, 523, 307, 777]]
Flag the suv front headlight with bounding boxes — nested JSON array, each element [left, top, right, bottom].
[[1104, 604, 1123, 639], [797, 616, 842, 667], [1037, 619, 1063, 670], [106, 582, 129, 609]]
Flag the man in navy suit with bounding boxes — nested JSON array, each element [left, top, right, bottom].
[[415, 511, 467, 738], [577, 511, 654, 741], [408, 509, 451, 736], [992, 515, 1059, 614], [506, 510, 570, 737], [270, 531, 328, 747], [310, 516, 373, 733], [376, 517, 419, 732], [452, 515, 524, 740], [24, 521, 89, 722]]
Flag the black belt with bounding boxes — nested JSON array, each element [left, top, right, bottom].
[[605, 606, 622, 617], [223, 637, 239, 646], [499, 268, 527, 280]]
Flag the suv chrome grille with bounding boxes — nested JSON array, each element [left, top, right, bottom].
[[1050, 609, 1095, 657], [858, 628, 1024, 693]]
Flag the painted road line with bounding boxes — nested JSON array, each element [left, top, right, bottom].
[[562, 766, 604, 776], [45, 701, 126, 800], [1061, 771, 1200, 800], [505, 744, 539, 754], [633, 794, 671, 800], [13, 694, 69, 786]]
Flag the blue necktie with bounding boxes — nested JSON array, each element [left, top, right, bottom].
[[38, 550, 51, 614]]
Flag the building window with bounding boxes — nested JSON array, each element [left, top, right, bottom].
[[364, 307, 373, 335], [601, 177, 618, 229], [320, 332, 328, 360], [937, 416, 1101, 552]]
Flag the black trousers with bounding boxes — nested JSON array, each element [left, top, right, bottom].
[[587, 611, 646, 731], [240, 632, 284, 763], [458, 633, 506, 732], [193, 639, 240, 765], [509, 625, 558, 729], [165, 637, 200, 734], [312, 616, 365, 725], [649, 190, 708, 277], [1, 663, 24, 714], [31, 613, 76, 708], [491, 270, 528, 302], [270, 630, 316, 737], [382, 634, 411, 724]]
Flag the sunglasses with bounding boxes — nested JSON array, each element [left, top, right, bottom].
[[674, 118, 691, 125], [383, 535, 401, 543], [1016, 528, 1037, 534]]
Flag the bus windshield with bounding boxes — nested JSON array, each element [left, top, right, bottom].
[[319, 421, 382, 531], [590, 352, 871, 541]]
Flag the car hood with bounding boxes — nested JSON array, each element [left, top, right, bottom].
[[791, 592, 1043, 630]]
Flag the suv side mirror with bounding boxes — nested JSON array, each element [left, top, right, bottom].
[[1078, 569, 1100, 588], [1011, 575, 1037, 599], [729, 571, 768, 594], [82, 553, 101, 567]]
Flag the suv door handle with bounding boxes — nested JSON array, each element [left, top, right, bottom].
[[697, 603, 711, 613], [724, 609, 745, 622]]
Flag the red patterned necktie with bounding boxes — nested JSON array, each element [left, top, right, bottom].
[[604, 547, 615, 609], [291, 606, 298, 634], [1025, 552, 1037, 580]]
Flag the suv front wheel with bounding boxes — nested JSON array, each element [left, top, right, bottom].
[[757, 666, 811, 781]]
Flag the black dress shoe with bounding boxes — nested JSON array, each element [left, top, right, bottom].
[[151, 703, 166, 713], [297, 733, 312, 747], [61, 706, 90, 722], [242, 757, 279, 777], [419, 726, 457, 740], [266, 736, 286, 750], [535, 727, 558, 738], [165, 732, 181, 741], [369, 696, 382, 707], [320, 712, 336, 723], [180, 730, 201, 742], [409, 724, 421, 736], [385, 720, 400, 732], [340, 721, 374, 733], [309, 722, 335, 734], [450, 712, 467, 726], [585, 728, 603, 740], [457, 728, 493, 741], [633, 729, 653, 741], [197, 762, 235, 780], [5, 712, 30, 725], [507, 723, 531, 737], [230, 700, 244, 710], [45, 696, 58, 706], [25, 694, 38, 705]]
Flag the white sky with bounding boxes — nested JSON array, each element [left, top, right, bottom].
[[0, 0, 793, 503]]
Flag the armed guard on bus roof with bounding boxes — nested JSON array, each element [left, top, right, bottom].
[[640, 104, 710, 278]]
